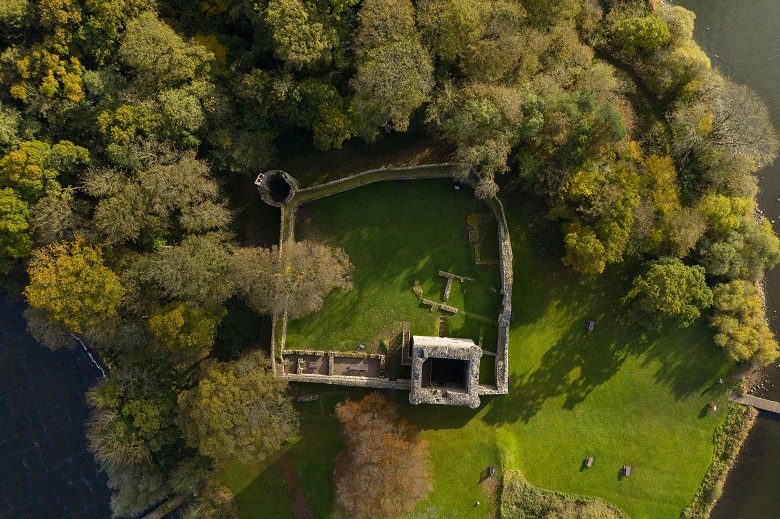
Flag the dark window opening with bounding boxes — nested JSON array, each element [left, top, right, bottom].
[[422, 358, 468, 389]]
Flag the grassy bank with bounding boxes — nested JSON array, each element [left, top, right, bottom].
[[681, 403, 758, 518], [222, 182, 733, 519], [398, 203, 731, 518], [501, 470, 627, 518]]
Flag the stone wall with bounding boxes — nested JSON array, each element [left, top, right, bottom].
[[488, 195, 513, 395], [284, 373, 412, 390], [263, 164, 514, 402], [294, 163, 460, 203]]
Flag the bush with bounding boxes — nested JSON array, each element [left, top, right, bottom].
[[501, 470, 627, 519]]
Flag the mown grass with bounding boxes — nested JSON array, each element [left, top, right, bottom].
[[222, 185, 732, 519], [286, 179, 503, 356]]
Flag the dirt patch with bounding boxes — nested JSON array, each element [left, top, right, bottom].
[[480, 470, 500, 519], [280, 455, 316, 519]]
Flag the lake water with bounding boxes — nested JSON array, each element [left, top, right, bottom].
[[0, 292, 111, 518], [675, 1, 780, 517]]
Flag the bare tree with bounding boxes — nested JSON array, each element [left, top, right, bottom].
[[671, 72, 779, 170], [335, 393, 431, 519], [229, 240, 352, 319]]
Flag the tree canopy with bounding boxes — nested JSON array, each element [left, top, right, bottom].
[[335, 393, 431, 518], [176, 351, 298, 466], [711, 280, 779, 365], [627, 257, 712, 329], [230, 240, 352, 319], [25, 237, 125, 332], [3, 0, 779, 513]]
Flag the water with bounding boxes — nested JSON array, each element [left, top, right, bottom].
[[72, 335, 108, 379], [0, 292, 111, 518], [674, 1, 780, 517]]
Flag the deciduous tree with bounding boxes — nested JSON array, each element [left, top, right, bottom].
[[335, 393, 431, 518], [0, 0, 29, 31], [139, 233, 234, 306], [711, 280, 779, 365], [417, 0, 482, 65], [30, 189, 83, 245], [23, 306, 72, 350], [176, 351, 297, 465], [10, 47, 85, 108], [562, 220, 606, 275], [739, 217, 780, 282], [0, 187, 32, 269], [88, 153, 231, 244], [119, 11, 213, 90], [148, 301, 225, 357], [265, 0, 334, 69], [662, 206, 706, 258], [229, 240, 352, 318], [609, 15, 670, 56], [182, 483, 238, 519], [642, 155, 679, 215], [0, 103, 21, 154], [351, 0, 433, 139], [628, 257, 712, 328], [697, 235, 743, 280], [0, 140, 88, 201], [25, 236, 125, 332]]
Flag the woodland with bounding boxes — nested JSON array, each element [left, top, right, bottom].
[[0, 0, 778, 516]]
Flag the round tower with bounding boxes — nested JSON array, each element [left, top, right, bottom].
[[254, 170, 299, 207]]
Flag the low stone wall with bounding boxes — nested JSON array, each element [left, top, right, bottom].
[[283, 373, 412, 390], [284, 353, 329, 376], [477, 385, 503, 395], [489, 195, 513, 394], [282, 350, 386, 378]]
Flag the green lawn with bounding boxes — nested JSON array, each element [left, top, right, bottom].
[[286, 179, 503, 356], [223, 185, 732, 519]]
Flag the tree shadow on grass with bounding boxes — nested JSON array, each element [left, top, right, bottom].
[[482, 307, 645, 426], [232, 406, 345, 519], [480, 262, 640, 425], [481, 261, 726, 426], [638, 319, 731, 401]]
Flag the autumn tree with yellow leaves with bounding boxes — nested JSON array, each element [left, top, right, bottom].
[[25, 237, 125, 333]]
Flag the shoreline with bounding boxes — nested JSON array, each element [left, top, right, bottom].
[[694, 284, 778, 518], [683, 403, 758, 519]]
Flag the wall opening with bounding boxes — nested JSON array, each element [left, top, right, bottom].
[[268, 174, 292, 203], [422, 358, 468, 389]]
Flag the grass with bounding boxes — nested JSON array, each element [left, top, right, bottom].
[[222, 184, 733, 519], [286, 179, 503, 357]]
